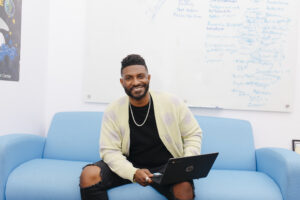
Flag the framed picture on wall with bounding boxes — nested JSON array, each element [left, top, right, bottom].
[[0, 0, 22, 81], [292, 140, 300, 154]]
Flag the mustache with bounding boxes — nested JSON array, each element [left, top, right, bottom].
[[123, 82, 149, 100], [130, 84, 146, 91]]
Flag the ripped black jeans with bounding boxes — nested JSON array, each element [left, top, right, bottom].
[[80, 160, 195, 200]]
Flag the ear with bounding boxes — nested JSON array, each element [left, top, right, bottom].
[[147, 74, 151, 81], [120, 78, 124, 86]]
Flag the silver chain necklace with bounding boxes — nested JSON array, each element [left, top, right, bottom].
[[129, 97, 151, 127]]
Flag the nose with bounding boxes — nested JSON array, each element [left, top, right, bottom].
[[132, 77, 140, 86]]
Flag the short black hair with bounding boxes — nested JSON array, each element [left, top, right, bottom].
[[121, 54, 148, 75]]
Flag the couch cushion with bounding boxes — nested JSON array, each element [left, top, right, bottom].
[[194, 169, 282, 200], [196, 116, 256, 170], [6, 158, 166, 200], [43, 112, 102, 162], [6, 160, 283, 200], [108, 183, 167, 200], [6, 159, 88, 200]]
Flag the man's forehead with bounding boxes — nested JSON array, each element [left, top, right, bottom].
[[122, 65, 148, 75]]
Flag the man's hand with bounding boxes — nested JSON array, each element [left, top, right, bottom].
[[134, 169, 153, 186]]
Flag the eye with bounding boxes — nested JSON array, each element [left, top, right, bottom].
[[137, 74, 145, 79], [124, 76, 132, 81]]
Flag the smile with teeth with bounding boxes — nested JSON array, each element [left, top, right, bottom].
[[132, 86, 144, 92]]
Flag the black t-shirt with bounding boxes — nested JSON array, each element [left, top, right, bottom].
[[127, 96, 173, 169]]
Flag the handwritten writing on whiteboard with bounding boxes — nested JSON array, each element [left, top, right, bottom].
[[205, 0, 292, 108], [146, 0, 202, 20], [84, 0, 295, 111], [173, 0, 202, 19], [146, 0, 167, 20]]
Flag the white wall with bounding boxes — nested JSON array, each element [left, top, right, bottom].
[[45, 0, 106, 121], [0, 0, 49, 136], [1, 0, 299, 150]]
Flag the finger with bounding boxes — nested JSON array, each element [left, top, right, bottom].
[[143, 169, 153, 177], [137, 178, 146, 186], [145, 176, 150, 183], [145, 176, 154, 184], [139, 176, 148, 186], [135, 170, 153, 185], [139, 175, 149, 183], [145, 173, 153, 183], [138, 181, 146, 187]]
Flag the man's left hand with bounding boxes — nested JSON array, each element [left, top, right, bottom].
[[134, 169, 153, 186]]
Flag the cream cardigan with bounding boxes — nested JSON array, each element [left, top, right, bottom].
[[100, 91, 202, 182]]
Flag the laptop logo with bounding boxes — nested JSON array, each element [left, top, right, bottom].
[[185, 165, 194, 172]]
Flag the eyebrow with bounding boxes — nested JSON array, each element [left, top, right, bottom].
[[123, 72, 146, 77]]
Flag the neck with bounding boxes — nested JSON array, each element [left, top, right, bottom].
[[129, 93, 150, 107]]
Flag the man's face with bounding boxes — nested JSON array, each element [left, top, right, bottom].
[[120, 65, 150, 100]]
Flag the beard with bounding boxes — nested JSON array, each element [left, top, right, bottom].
[[123, 83, 149, 100]]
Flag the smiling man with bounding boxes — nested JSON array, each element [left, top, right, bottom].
[[79, 54, 202, 200]]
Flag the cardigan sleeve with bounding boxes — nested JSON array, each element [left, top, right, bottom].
[[178, 101, 202, 156], [99, 107, 138, 182]]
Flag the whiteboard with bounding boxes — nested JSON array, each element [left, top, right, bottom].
[[83, 0, 297, 112]]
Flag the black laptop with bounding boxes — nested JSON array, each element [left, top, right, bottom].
[[151, 152, 219, 185]]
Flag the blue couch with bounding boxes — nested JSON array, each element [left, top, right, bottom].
[[1, 112, 300, 200]]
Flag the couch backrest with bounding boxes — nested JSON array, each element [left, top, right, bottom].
[[43, 112, 102, 162], [195, 116, 256, 171], [43, 112, 256, 170]]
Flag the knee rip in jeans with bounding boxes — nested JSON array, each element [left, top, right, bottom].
[[171, 182, 195, 200], [80, 164, 102, 188]]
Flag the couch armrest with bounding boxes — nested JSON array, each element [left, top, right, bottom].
[[0, 134, 45, 200], [256, 148, 300, 200]]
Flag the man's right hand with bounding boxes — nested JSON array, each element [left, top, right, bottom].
[[134, 169, 153, 186]]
